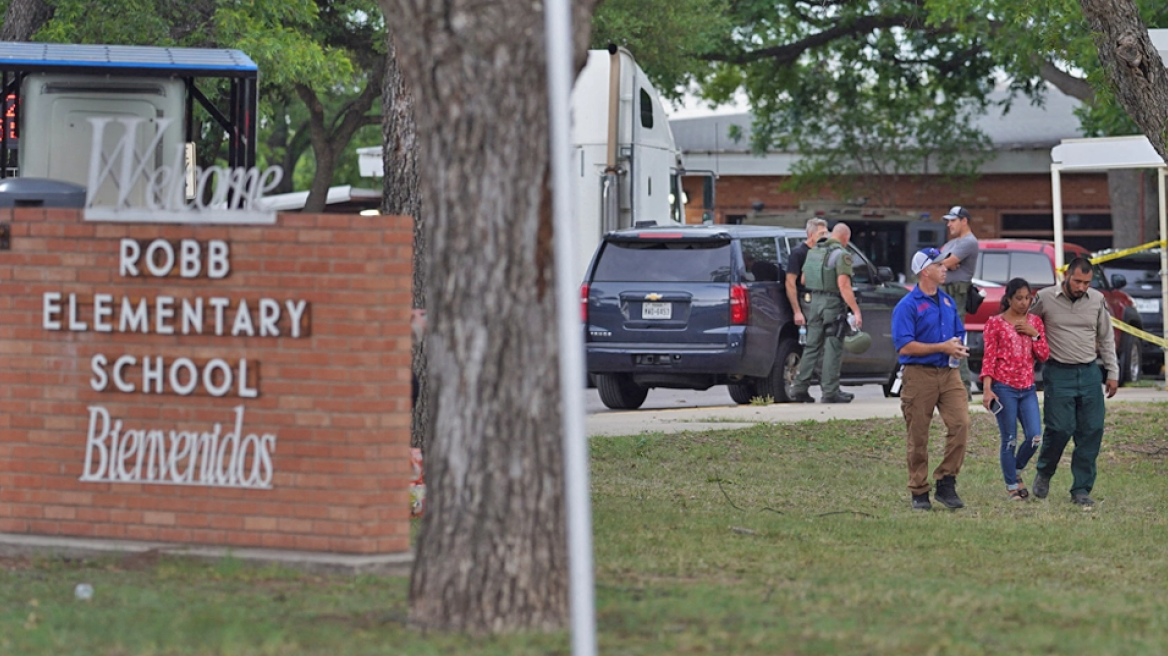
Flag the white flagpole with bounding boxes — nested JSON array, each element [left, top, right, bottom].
[[544, 2, 597, 655]]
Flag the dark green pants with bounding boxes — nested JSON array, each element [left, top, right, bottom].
[[1037, 362, 1105, 496], [793, 293, 844, 396]]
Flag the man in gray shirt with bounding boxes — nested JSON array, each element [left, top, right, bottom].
[[1029, 257, 1118, 508], [939, 205, 979, 392]]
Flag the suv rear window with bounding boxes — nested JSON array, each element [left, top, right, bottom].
[[592, 241, 732, 282], [977, 252, 1056, 286]]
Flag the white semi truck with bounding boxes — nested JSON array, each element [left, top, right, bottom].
[[357, 45, 688, 278], [569, 45, 686, 275]]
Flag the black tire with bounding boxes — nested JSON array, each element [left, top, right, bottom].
[[595, 373, 649, 410], [882, 369, 901, 398], [757, 337, 800, 403], [1118, 335, 1142, 385], [727, 382, 756, 405]]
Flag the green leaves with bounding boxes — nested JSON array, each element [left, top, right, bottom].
[[599, 0, 1165, 197]]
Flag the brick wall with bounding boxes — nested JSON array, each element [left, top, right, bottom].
[[683, 172, 1111, 239], [0, 208, 413, 554]]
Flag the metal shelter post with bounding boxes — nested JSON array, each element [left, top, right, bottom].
[[1160, 166, 1167, 367], [1051, 164, 1065, 274]]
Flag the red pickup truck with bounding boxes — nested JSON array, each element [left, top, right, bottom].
[[964, 240, 1144, 387]]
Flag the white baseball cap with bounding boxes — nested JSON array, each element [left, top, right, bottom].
[[911, 247, 946, 274]]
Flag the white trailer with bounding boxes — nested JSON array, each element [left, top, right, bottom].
[[570, 46, 685, 277]]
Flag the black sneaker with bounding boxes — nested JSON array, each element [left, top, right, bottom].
[[835, 391, 855, 401], [790, 391, 816, 403], [1071, 492, 1095, 508], [911, 493, 931, 511], [820, 393, 853, 404], [1033, 472, 1051, 499], [934, 475, 964, 509]]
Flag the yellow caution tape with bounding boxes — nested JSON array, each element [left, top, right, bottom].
[[1056, 239, 1167, 274], [1089, 239, 1167, 266], [1110, 316, 1168, 350]]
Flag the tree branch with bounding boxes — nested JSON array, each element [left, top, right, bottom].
[[703, 11, 929, 66]]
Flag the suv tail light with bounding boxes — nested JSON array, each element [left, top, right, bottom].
[[730, 284, 749, 325], [580, 283, 589, 323]]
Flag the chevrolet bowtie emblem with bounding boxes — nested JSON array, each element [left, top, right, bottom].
[[645, 293, 662, 301]]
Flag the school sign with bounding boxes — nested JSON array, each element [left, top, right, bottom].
[[0, 139, 413, 555]]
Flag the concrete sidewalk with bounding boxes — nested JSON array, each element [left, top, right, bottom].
[[586, 386, 1168, 437]]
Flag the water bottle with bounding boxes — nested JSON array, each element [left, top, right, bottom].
[[846, 312, 857, 331], [798, 325, 807, 345], [948, 354, 960, 368]]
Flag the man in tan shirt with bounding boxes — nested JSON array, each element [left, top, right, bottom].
[[1029, 257, 1118, 508]]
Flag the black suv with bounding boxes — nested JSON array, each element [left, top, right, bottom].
[[1098, 248, 1164, 376], [583, 225, 910, 409]]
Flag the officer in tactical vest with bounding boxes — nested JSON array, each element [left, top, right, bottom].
[[790, 222, 863, 404]]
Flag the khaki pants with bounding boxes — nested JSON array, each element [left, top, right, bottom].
[[901, 365, 970, 495]]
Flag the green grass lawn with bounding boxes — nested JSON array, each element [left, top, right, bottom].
[[5, 402, 1168, 655]]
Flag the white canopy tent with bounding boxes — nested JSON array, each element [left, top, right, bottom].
[[1049, 135, 1167, 350]]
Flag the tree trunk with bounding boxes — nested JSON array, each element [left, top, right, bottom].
[[0, 0, 52, 41], [1108, 169, 1144, 249], [1079, 0, 1168, 162], [379, 0, 596, 633], [380, 33, 428, 450], [296, 66, 383, 213]]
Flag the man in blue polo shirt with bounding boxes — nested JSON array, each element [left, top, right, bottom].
[[892, 248, 971, 511]]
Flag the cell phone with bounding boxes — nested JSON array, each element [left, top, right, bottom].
[[989, 399, 1003, 415]]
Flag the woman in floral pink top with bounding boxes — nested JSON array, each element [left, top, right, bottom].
[[981, 278, 1050, 500]]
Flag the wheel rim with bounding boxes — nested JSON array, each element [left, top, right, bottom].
[[1129, 342, 1141, 382], [783, 351, 800, 399]]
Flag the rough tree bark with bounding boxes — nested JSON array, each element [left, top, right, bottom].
[[1078, 0, 1168, 248], [1079, 0, 1168, 162], [0, 0, 52, 41], [380, 33, 428, 450], [377, 0, 597, 633]]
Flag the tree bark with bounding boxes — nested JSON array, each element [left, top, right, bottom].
[[0, 0, 52, 41], [379, 0, 597, 633], [380, 33, 429, 451], [1079, 0, 1168, 163]]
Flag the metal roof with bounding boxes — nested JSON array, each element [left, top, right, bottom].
[[671, 90, 1085, 154], [0, 42, 257, 76]]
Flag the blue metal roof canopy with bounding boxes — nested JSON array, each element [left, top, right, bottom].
[[0, 42, 259, 176]]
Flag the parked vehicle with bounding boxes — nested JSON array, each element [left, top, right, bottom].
[[964, 239, 1143, 386], [582, 224, 909, 409], [1096, 248, 1165, 376]]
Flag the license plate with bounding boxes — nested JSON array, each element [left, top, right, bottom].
[[642, 302, 672, 320], [1134, 298, 1160, 314]]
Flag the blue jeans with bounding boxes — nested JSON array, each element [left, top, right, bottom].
[[991, 381, 1042, 488]]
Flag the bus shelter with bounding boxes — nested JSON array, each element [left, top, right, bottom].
[[0, 42, 258, 175], [1050, 134, 1168, 348]]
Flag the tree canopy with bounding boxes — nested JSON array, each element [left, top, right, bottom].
[[593, 0, 1168, 204]]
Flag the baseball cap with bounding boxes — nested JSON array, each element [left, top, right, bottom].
[[943, 206, 971, 221], [911, 247, 946, 274]]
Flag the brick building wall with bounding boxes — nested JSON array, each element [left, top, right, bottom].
[[0, 208, 413, 555], [683, 171, 1111, 239]]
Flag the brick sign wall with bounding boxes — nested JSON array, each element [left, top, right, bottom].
[[0, 208, 413, 555]]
